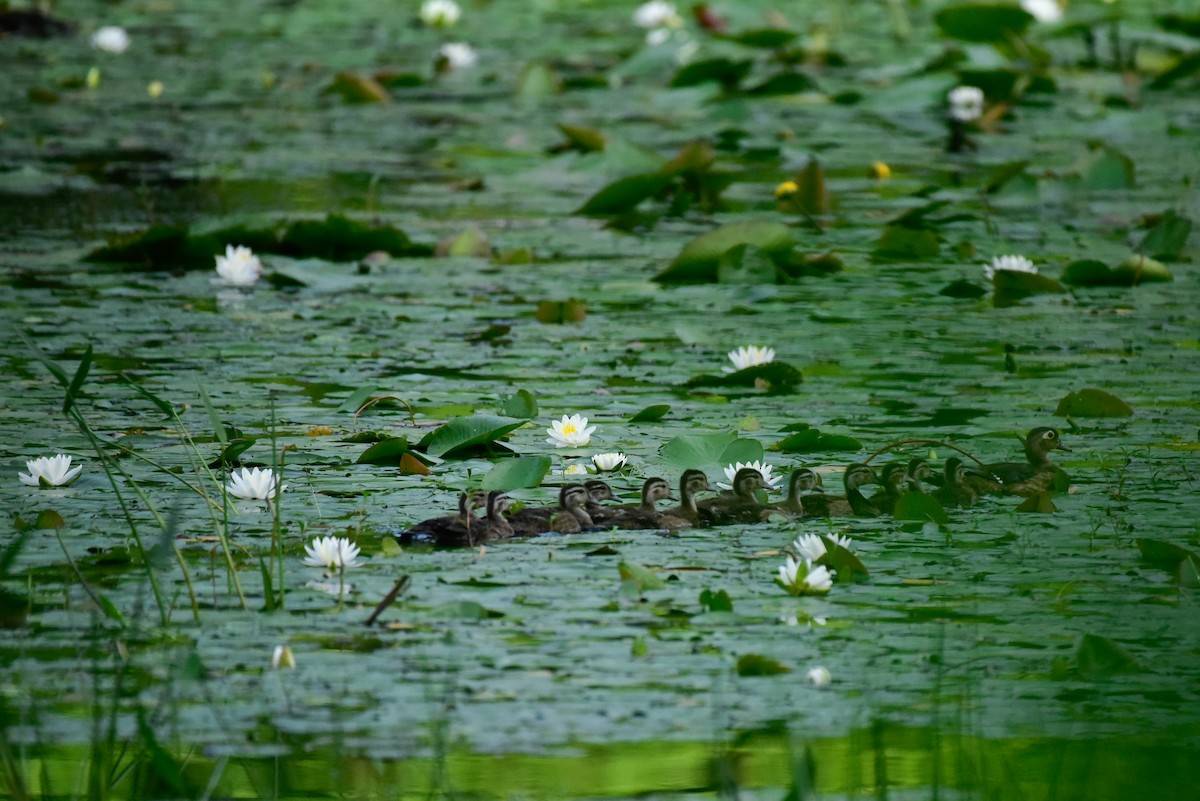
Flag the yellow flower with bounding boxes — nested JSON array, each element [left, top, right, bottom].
[[147, 81, 164, 98], [774, 180, 799, 198], [870, 161, 891, 180]]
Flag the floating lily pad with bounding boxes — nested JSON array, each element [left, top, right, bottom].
[[618, 561, 666, 592], [417, 415, 526, 458], [555, 123, 606, 153], [669, 57, 753, 90], [684, 362, 803, 393], [934, 3, 1033, 43], [535, 299, 586, 323], [481, 457, 552, 491], [716, 28, 798, 49], [992, 270, 1066, 306], [873, 226, 940, 260], [1135, 211, 1192, 260], [716, 438, 765, 467], [659, 431, 737, 468], [699, 588, 733, 612], [1055, 388, 1133, 418], [1135, 538, 1199, 571], [1077, 144, 1135, 190], [1016, 492, 1057, 513], [435, 227, 491, 258], [357, 436, 415, 465], [736, 654, 790, 677], [655, 221, 795, 283], [325, 71, 390, 103], [629, 404, 670, 423], [499, 389, 538, 419], [1075, 633, 1143, 680], [773, 429, 863, 454], [892, 493, 949, 525], [577, 173, 673, 215]]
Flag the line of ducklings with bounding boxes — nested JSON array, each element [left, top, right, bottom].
[[400, 427, 1070, 547]]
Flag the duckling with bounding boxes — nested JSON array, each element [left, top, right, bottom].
[[604, 477, 680, 530], [660, 469, 711, 527], [768, 468, 821, 517], [906, 457, 933, 493], [869, 463, 910, 515], [508, 484, 594, 536], [963, 427, 1070, 497], [584, 479, 615, 516], [400, 490, 512, 547], [593, 477, 672, 527], [934, 457, 977, 508], [399, 489, 487, 546], [803, 464, 879, 517], [697, 467, 766, 526]]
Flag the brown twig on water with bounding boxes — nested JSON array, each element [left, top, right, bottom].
[[863, 438, 987, 468], [364, 575, 411, 626], [353, 395, 417, 430]]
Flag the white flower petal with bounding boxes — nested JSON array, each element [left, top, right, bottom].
[[791, 533, 827, 562], [215, 245, 263, 286], [723, 345, 776, 373], [91, 26, 130, 54], [591, 452, 627, 472], [715, 461, 781, 491], [546, 414, 594, 448], [420, 0, 461, 26], [437, 42, 477, 70], [226, 467, 283, 500], [633, 1, 682, 29], [806, 666, 832, 687], [947, 86, 984, 122], [18, 454, 82, 487]]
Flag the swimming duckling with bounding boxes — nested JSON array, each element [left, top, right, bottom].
[[963, 427, 1070, 497], [399, 489, 488, 546], [869, 463, 910, 515], [803, 464, 879, 517], [658, 469, 710, 528], [906, 457, 933, 493], [508, 484, 594, 535], [697, 467, 766, 526], [603, 477, 677, 530], [400, 490, 512, 547], [584, 479, 615, 516], [767, 468, 821, 517], [591, 477, 671, 526], [934, 457, 977, 508]]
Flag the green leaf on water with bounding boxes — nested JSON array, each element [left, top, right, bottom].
[[746, 71, 817, 96], [556, 123, 606, 153], [992, 270, 1066, 306], [417, 415, 526, 458], [357, 436, 413, 465], [35, 510, 66, 530], [716, 244, 778, 285], [934, 3, 1033, 43], [629, 404, 670, 423], [481, 456, 552, 491], [535, 299, 587, 324], [774, 429, 862, 454], [822, 542, 869, 581], [669, 57, 753, 90], [618, 561, 666, 591], [684, 362, 804, 393], [660, 431, 737, 468], [1075, 633, 1143, 680], [1055, 388, 1133, 418], [435, 227, 491, 258], [716, 28, 798, 49], [655, 221, 795, 283], [117, 375, 178, 419], [577, 173, 673, 215], [873, 226, 940, 260], [1016, 492, 1057, 513], [1113, 254, 1173, 284], [325, 71, 390, 103], [892, 493, 950, 525], [62, 344, 92, 416], [1135, 210, 1192, 260], [717, 438, 765, 467], [700, 588, 733, 612], [338, 385, 384, 414], [736, 654, 790, 677], [499, 389, 538, 419], [1135, 538, 1199, 571], [1078, 144, 1135, 190]]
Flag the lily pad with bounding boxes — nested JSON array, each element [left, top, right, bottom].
[[577, 173, 673, 215], [618, 561, 666, 592], [655, 221, 795, 283], [773, 430, 863, 453], [736, 654, 790, 677], [659, 431, 737, 469], [669, 57, 753, 90], [934, 3, 1033, 43], [481, 457, 552, 491], [716, 438, 765, 467], [1075, 634, 1143, 680], [1135, 211, 1192, 260], [417, 415, 527, 458], [1055, 388, 1133, 418], [992, 270, 1066, 306], [357, 436, 415, 465], [684, 362, 803, 393], [629, 404, 670, 423], [892, 493, 950, 525], [499, 389, 538, 419]]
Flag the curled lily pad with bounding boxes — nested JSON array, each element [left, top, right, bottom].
[[934, 3, 1033, 43], [773, 429, 862, 453], [659, 431, 737, 469], [992, 270, 1066, 306], [1135, 210, 1191, 260], [481, 456, 552, 491], [629, 404, 670, 423], [655, 221, 795, 283], [1055, 388, 1133, 418], [416, 415, 526, 458], [684, 361, 803, 394], [892, 493, 949, 525]]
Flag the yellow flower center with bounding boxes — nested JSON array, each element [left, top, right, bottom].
[[561, 423, 577, 435]]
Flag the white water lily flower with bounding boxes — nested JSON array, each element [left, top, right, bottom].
[[303, 536, 362, 570], [633, 1, 683, 29], [563, 463, 589, 476], [947, 86, 984, 122], [983, 254, 1038, 281], [791, 533, 827, 563], [777, 556, 833, 596], [19, 454, 83, 488], [1021, 0, 1063, 23], [225, 467, 284, 500], [806, 666, 832, 687], [717, 461, 781, 491], [437, 42, 477, 70], [215, 245, 263, 286], [591, 452, 627, 472], [420, 0, 460, 27], [723, 345, 776, 373], [825, 532, 855, 552], [546, 414, 596, 448], [271, 645, 296, 669], [91, 26, 130, 54]]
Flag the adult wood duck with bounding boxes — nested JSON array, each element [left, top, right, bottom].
[[399, 489, 487, 546], [508, 484, 594, 535], [768, 468, 821, 517], [934, 457, 977, 508], [868, 463, 910, 515], [400, 490, 512, 547], [803, 464, 880, 517], [963, 427, 1070, 497], [697, 467, 766, 526]]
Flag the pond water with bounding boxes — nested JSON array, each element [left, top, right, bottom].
[[2, 1, 1198, 799]]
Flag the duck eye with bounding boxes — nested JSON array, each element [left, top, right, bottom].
[[1044, 431, 1056, 440]]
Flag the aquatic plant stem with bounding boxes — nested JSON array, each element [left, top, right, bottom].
[[864, 438, 987, 468]]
